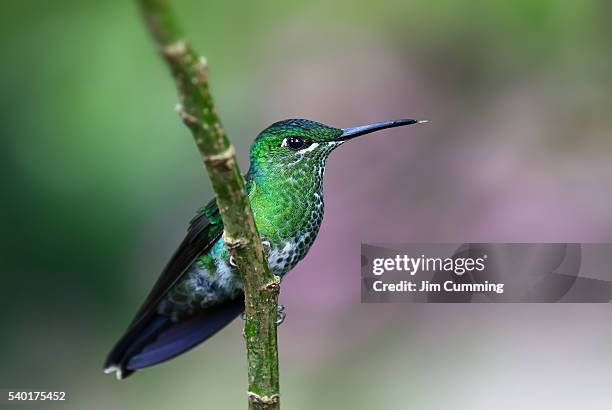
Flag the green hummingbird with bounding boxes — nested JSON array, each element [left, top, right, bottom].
[[104, 118, 425, 379]]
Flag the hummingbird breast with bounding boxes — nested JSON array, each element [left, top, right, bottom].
[[250, 165, 326, 276], [263, 189, 324, 275]]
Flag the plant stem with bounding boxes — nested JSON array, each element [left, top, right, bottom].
[[138, 1, 280, 408]]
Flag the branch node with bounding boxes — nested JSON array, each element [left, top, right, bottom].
[[224, 232, 248, 250], [193, 56, 209, 84], [248, 392, 280, 407], [162, 40, 187, 59], [204, 145, 236, 166], [175, 104, 198, 126], [263, 276, 281, 293]]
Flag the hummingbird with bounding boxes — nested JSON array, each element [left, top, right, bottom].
[[104, 118, 425, 379]]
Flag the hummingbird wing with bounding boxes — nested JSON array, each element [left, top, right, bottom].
[[104, 198, 243, 379], [129, 198, 224, 326]]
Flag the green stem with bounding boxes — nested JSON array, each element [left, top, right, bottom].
[[138, 1, 280, 408]]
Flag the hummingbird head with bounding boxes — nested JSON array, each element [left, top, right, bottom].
[[246, 117, 426, 240], [249, 118, 425, 172]]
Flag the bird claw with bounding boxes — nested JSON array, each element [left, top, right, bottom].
[[276, 304, 286, 326], [240, 304, 286, 326], [261, 239, 272, 255], [230, 238, 270, 268]]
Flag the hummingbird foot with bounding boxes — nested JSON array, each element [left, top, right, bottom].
[[240, 304, 286, 326], [229, 238, 272, 268], [276, 304, 286, 326], [261, 239, 272, 255]]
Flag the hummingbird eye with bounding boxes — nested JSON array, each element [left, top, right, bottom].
[[283, 137, 312, 151]]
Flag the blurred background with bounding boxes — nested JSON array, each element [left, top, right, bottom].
[[1, 0, 611, 409]]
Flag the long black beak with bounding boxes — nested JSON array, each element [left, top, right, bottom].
[[336, 118, 427, 141]]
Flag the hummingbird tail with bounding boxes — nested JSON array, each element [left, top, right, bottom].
[[104, 296, 244, 379]]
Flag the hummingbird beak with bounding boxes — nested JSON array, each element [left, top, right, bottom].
[[336, 118, 427, 142]]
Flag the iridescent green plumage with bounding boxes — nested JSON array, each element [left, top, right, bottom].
[[105, 118, 422, 379], [160, 120, 343, 319]]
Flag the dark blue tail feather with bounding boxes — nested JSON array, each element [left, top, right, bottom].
[[104, 297, 244, 379]]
